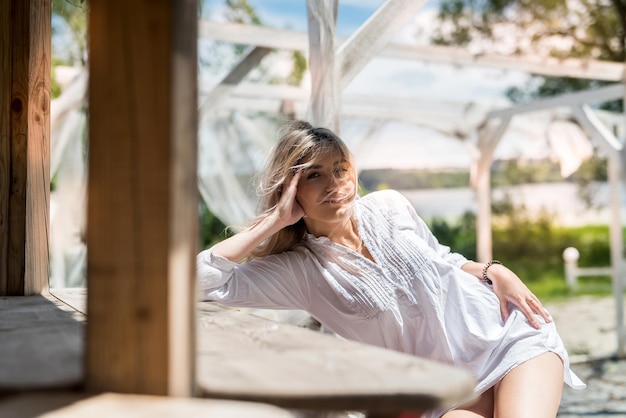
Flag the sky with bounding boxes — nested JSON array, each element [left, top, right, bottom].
[[199, 0, 545, 170], [202, 0, 530, 103]]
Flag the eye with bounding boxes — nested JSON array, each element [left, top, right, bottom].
[[334, 166, 349, 176], [306, 171, 320, 179]]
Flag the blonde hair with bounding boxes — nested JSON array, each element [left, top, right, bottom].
[[249, 120, 357, 259]]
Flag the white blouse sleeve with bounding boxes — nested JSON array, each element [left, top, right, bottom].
[[196, 246, 313, 311], [384, 190, 469, 269]]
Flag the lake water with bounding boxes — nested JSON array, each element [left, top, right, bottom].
[[399, 181, 626, 226]]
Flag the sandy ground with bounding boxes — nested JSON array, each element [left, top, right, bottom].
[[545, 295, 625, 361]]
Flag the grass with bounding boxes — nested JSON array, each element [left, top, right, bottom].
[[528, 274, 615, 302]]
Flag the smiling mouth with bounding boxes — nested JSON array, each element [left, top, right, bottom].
[[323, 196, 348, 204]]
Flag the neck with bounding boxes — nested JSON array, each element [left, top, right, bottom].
[[311, 216, 361, 251]]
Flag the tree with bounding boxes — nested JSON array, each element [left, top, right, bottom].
[[433, 0, 623, 109], [52, 0, 88, 66]]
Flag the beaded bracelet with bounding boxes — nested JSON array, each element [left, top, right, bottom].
[[481, 260, 502, 285]]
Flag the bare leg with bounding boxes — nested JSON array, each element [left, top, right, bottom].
[[442, 388, 494, 418], [494, 352, 564, 418]]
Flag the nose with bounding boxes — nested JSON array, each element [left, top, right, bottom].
[[326, 173, 340, 191]]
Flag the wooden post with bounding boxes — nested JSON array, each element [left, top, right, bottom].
[[86, 0, 198, 395], [306, 0, 340, 132], [0, 0, 51, 296], [472, 117, 511, 262]]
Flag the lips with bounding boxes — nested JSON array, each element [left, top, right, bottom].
[[323, 195, 349, 204]]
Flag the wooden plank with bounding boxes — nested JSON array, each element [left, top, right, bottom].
[[2, 0, 52, 295], [199, 21, 625, 82], [23, 0, 51, 295], [0, 0, 51, 296], [197, 303, 475, 413], [199, 46, 271, 122], [337, 0, 428, 89], [0, 392, 294, 418], [487, 83, 624, 119], [1, 291, 474, 413], [50, 288, 87, 314], [86, 0, 197, 396], [0, 0, 11, 295], [7, 0, 28, 295], [0, 295, 84, 392]]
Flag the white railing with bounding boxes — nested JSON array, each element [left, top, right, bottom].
[[562, 247, 613, 291], [563, 246, 626, 358]]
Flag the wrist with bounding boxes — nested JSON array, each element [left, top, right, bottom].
[[481, 260, 502, 285]]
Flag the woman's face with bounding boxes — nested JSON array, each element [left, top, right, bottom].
[[295, 148, 356, 236]]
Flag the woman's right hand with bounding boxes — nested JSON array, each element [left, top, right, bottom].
[[273, 170, 305, 228], [210, 171, 305, 263]]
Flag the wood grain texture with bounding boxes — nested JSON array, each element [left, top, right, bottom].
[[0, 0, 51, 296], [0, 291, 474, 414], [0, 0, 11, 295], [24, 0, 51, 295], [86, 0, 197, 395], [197, 303, 476, 413], [0, 392, 295, 418]]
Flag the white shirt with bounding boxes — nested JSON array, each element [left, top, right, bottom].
[[197, 189, 585, 417]]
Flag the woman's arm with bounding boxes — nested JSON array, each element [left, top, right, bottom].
[[212, 171, 304, 263], [461, 261, 552, 329]]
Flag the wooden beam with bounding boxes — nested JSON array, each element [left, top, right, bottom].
[[199, 21, 626, 82], [488, 84, 625, 119], [337, 0, 427, 89], [0, 0, 10, 295], [0, 0, 51, 296], [472, 116, 512, 262], [199, 46, 271, 122], [86, 0, 198, 395], [306, 0, 340, 130]]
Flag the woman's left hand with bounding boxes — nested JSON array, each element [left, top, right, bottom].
[[488, 264, 552, 329]]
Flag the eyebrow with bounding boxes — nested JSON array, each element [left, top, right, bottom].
[[306, 159, 348, 170]]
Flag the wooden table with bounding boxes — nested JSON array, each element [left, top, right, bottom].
[[0, 392, 293, 418], [0, 289, 476, 416], [197, 302, 475, 414]]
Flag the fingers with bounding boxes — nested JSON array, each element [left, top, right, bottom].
[[518, 296, 551, 329], [278, 171, 301, 207], [499, 293, 552, 329], [284, 170, 301, 196], [499, 299, 510, 323], [526, 296, 552, 324], [278, 170, 305, 225]]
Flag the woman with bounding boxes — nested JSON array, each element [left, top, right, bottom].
[[197, 120, 585, 417]]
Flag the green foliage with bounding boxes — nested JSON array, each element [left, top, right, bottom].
[[435, 0, 623, 59], [434, 0, 625, 111], [52, 0, 88, 65], [50, 57, 66, 99], [430, 211, 477, 260], [224, 0, 261, 24], [489, 157, 608, 211], [490, 159, 562, 186], [224, 0, 262, 56], [359, 169, 469, 190], [506, 77, 622, 111], [359, 159, 608, 193], [199, 199, 232, 249], [428, 196, 616, 300], [287, 51, 308, 86]]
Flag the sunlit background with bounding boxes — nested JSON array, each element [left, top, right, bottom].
[[50, 0, 623, 311]]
